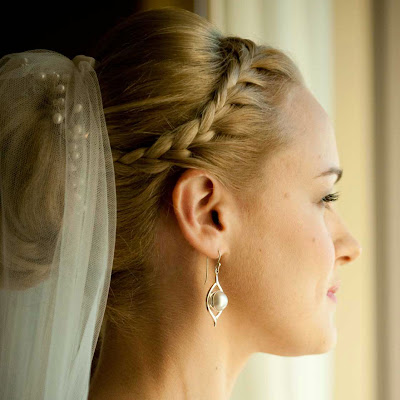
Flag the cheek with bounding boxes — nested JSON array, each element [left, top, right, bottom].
[[262, 198, 335, 269], [301, 208, 336, 268], [228, 191, 338, 355], [231, 199, 335, 321], [302, 212, 336, 301], [283, 204, 336, 293]]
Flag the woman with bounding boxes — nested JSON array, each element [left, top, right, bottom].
[[0, 6, 362, 400]]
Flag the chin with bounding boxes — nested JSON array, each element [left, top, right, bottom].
[[257, 326, 338, 357]]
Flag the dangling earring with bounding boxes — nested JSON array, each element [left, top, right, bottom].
[[204, 250, 228, 327]]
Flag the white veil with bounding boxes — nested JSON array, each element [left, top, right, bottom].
[[0, 50, 116, 399]]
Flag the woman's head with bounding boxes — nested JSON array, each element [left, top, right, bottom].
[[89, 5, 361, 366]]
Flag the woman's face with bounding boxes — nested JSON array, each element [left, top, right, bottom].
[[227, 85, 362, 356]]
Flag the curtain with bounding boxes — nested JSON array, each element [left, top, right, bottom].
[[208, 1, 335, 399]]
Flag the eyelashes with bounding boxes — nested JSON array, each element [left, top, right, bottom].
[[320, 191, 341, 207]]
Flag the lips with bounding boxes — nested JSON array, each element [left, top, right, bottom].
[[328, 282, 341, 294]]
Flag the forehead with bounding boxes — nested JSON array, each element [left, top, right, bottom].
[[282, 86, 339, 171], [260, 86, 340, 189]]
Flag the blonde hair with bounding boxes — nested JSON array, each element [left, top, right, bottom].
[[0, 5, 306, 378], [88, 7, 305, 369]]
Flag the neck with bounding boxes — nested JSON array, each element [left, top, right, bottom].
[[88, 298, 253, 399]]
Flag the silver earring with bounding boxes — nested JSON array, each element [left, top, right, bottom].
[[205, 250, 228, 327]]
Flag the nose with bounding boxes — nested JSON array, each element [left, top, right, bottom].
[[336, 234, 362, 264], [328, 206, 363, 266], [340, 236, 362, 265]]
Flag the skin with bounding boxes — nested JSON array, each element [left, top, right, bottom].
[[89, 85, 362, 400]]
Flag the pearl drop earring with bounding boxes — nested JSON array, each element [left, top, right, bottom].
[[205, 250, 228, 327]]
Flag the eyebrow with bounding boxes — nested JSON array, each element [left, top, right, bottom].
[[314, 167, 343, 184]]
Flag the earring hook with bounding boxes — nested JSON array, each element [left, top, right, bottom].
[[204, 250, 221, 285], [204, 257, 208, 285]]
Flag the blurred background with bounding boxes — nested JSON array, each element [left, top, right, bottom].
[[1, 0, 398, 399]]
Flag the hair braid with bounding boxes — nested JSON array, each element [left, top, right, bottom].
[[110, 36, 275, 179]]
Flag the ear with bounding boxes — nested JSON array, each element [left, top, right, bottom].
[[171, 169, 232, 260]]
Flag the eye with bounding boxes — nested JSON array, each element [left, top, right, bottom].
[[320, 191, 341, 208]]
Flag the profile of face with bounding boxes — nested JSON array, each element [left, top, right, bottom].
[[225, 84, 362, 356], [172, 84, 362, 359], [89, 84, 364, 400]]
